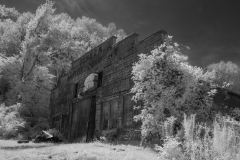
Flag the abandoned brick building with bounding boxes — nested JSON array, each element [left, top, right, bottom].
[[50, 30, 240, 142]]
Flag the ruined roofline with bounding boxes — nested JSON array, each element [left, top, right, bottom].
[[134, 29, 167, 47], [228, 90, 240, 97], [112, 32, 139, 48], [71, 29, 167, 68], [219, 87, 240, 98], [110, 29, 167, 49], [72, 33, 138, 68], [71, 36, 117, 67]]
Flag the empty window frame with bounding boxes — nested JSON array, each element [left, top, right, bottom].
[[97, 71, 103, 88], [102, 99, 118, 130], [123, 95, 142, 128], [123, 95, 133, 127], [102, 101, 110, 130], [111, 99, 118, 128], [98, 47, 102, 55], [73, 82, 79, 98], [133, 100, 142, 128]]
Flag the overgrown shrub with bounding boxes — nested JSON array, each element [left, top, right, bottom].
[[0, 103, 25, 139], [131, 35, 216, 139], [157, 114, 240, 160]]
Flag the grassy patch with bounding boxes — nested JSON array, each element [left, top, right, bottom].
[[0, 140, 157, 160]]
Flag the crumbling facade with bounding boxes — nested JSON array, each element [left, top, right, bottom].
[[50, 29, 240, 142], [50, 30, 167, 142]]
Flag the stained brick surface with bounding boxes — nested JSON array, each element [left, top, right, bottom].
[[50, 30, 167, 140]]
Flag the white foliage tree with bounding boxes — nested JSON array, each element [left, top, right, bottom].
[[0, 0, 126, 137], [131, 36, 217, 137], [207, 61, 240, 94]]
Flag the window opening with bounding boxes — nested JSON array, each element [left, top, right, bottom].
[[98, 47, 102, 55], [110, 99, 118, 129], [102, 101, 110, 130], [123, 95, 142, 128], [123, 95, 133, 127], [133, 100, 142, 128], [101, 99, 119, 130], [97, 71, 103, 88], [74, 82, 78, 98], [114, 47, 118, 55]]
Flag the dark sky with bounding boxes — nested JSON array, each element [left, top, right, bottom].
[[1, 0, 240, 67]]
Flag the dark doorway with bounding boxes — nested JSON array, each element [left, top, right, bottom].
[[87, 96, 96, 142], [70, 97, 96, 142]]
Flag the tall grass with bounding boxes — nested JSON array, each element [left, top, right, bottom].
[[157, 114, 240, 160]]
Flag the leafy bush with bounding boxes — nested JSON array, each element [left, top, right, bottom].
[[0, 103, 25, 139], [156, 137, 184, 160], [131, 35, 216, 139], [157, 114, 240, 160]]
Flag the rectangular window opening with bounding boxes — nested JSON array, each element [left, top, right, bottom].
[[101, 99, 118, 130], [133, 100, 142, 128], [123, 95, 133, 127], [97, 71, 103, 88], [123, 95, 142, 128], [74, 82, 78, 98]]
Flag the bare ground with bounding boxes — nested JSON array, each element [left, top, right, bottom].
[[0, 140, 158, 160]]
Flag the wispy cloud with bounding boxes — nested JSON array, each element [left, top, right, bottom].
[[61, 0, 80, 11], [133, 21, 149, 29], [55, 0, 110, 17]]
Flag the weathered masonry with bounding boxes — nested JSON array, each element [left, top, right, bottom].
[[50, 30, 167, 142], [50, 29, 240, 142]]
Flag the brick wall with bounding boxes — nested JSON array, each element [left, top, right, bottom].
[[49, 30, 166, 141]]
